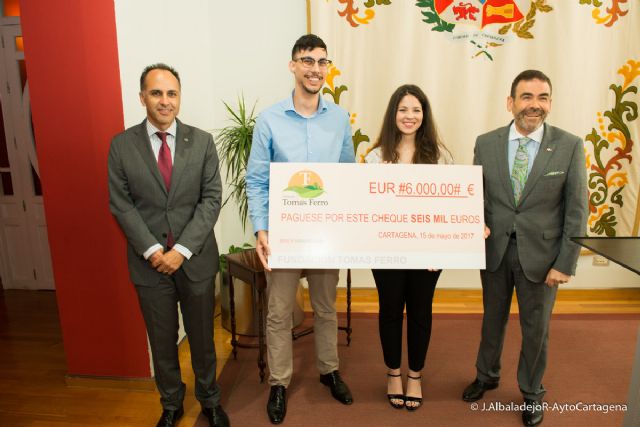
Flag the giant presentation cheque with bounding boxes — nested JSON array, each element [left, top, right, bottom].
[[268, 163, 485, 269]]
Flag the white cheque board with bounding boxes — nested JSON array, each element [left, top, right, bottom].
[[268, 163, 485, 269]]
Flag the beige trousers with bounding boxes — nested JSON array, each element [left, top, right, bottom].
[[265, 268, 340, 386]]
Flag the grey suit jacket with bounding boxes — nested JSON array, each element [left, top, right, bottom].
[[108, 119, 222, 286], [473, 122, 587, 283]]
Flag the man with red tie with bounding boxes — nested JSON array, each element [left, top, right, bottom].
[[108, 64, 228, 427]]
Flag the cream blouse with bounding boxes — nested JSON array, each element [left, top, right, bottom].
[[364, 146, 454, 165]]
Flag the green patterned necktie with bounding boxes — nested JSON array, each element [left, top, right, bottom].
[[511, 137, 530, 204]]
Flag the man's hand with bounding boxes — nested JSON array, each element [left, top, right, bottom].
[[545, 268, 571, 287], [154, 249, 185, 275], [256, 230, 271, 271], [484, 225, 491, 239], [149, 249, 164, 269]]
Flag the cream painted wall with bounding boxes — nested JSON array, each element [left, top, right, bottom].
[[113, 1, 638, 289]]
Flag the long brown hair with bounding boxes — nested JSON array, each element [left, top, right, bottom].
[[373, 84, 448, 164]]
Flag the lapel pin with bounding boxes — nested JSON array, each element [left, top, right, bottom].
[[546, 147, 552, 152], [184, 138, 189, 142]]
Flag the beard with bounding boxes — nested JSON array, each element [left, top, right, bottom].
[[300, 72, 323, 95], [301, 83, 322, 95], [514, 107, 547, 133]]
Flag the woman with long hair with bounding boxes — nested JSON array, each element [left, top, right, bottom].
[[365, 84, 452, 411]]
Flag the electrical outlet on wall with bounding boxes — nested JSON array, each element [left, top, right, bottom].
[[592, 255, 610, 266]]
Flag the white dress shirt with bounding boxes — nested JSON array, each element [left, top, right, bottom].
[[142, 120, 193, 261]]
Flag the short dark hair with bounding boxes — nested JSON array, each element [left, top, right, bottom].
[[291, 34, 327, 59], [510, 69, 552, 98], [140, 63, 180, 91]]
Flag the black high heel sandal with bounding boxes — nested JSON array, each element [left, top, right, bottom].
[[386, 372, 405, 409], [405, 374, 423, 411]]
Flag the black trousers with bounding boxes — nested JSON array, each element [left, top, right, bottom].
[[372, 269, 441, 372], [135, 269, 220, 410]]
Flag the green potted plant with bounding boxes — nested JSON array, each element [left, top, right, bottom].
[[216, 95, 257, 229], [216, 96, 259, 334]]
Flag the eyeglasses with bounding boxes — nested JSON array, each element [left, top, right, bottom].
[[294, 57, 333, 69]]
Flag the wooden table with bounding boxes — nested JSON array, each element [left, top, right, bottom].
[[224, 249, 352, 383]]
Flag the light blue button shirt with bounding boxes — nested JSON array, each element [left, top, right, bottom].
[[246, 92, 355, 233], [507, 122, 544, 177]]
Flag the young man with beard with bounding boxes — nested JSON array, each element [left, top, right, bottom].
[[462, 70, 587, 427], [246, 34, 355, 424]]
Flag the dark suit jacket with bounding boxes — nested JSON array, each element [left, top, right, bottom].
[[474, 122, 588, 283], [108, 119, 222, 286]]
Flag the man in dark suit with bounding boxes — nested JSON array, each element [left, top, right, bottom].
[[462, 70, 587, 427], [108, 64, 229, 427]]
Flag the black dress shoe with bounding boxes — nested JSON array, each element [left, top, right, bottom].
[[156, 405, 184, 427], [267, 385, 287, 424], [202, 405, 230, 427], [462, 379, 499, 402], [320, 370, 353, 405], [522, 399, 544, 426]]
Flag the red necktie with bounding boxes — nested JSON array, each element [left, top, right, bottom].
[[156, 131, 174, 247], [156, 131, 172, 190]]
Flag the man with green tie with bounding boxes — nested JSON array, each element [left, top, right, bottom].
[[462, 70, 588, 427]]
